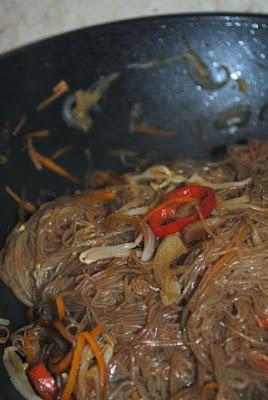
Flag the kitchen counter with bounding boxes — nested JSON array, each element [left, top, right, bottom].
[[1, 0, 268, 54]]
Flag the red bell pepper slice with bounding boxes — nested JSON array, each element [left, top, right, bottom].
[[28, 363, 57, 400], [148, 184, 216, 237]]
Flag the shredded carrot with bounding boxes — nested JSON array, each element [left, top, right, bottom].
[[82, 331, 107, 393], [53, 320, 75, 345], [27, 137, 43, 170], [76, 191, 115, 202], [27, 135, 79, 183], [23, 330, 35, 363], [202, 382, 218, 399], [60, 333, 85, 400], [142, 196, 195, 222], [35, 151, 79, 183], [132, 121, 175, 137], [26, 130, 50, 140], [5, 186, 37, 213], [37, 80, 69, 111], [12, 113, 27, 136], [49, 349, 73, 374], [51, 145, 73, 160], [26, 130, 49, 170], [89, 322, 104, 338], [55, 296, 65, 320], [0, 325, 9, 345]]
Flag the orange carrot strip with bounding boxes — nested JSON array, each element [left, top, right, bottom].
[[23, 330, 35, 363], [76, 191, 115, 202], [53, 320, 75, 345], [142, 196, 195, 222], [90, 322, 104, 338], [37, 80, 69, 111], [202, 382, 218, 399], [12, 113, 27, 136], [0, 325, 9, 345], [26, 134, 79, 182], [27, 137, 43, 170], [51, 145, 73, 160], [34, 151, 79, 183], [132, 121, 175, 137], [49, 349, 73, 374], [60, 334, 85, 400], [26, 131, 49, 171], [55, 296, 65, 320], [26, 130, 49, 139], [82, 331, 107, 393], [5, 186, 37, 213]]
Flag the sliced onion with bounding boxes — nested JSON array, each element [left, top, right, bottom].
[[3, 346, 41, 400], [182, 217, 226, 244], [0, 317, 10, 326], [188, 173, 252, 190], [124, 206, 149, 216], [79, 233, 143, 264], [62, 95, 81, 129], [141, 223, 155, 262], [153, 234, 187, 306], [130, 165, 172, 182]]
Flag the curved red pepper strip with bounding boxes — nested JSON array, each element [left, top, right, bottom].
[[148, 185, 216, 237]]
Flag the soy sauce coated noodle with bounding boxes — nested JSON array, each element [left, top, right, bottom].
[[1, 140, 268, 400]]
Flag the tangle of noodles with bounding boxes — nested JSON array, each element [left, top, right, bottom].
[[1, 140, 268, 399]]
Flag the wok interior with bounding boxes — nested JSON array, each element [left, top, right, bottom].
[[1, 14, 268, 400], [1, 141, 268, 399]]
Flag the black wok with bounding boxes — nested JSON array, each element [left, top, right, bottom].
[[0, 14, 268, 400]]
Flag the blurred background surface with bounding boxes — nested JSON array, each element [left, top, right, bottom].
[[1, 0, 268, 54]]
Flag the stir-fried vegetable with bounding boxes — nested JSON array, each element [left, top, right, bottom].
[[50, 145, 73, 161], [53, 320, 75, 345], [26, 131, 79, 183], [55, 296, 65, 320], [146, 184, 216, 237], [23, 330, 35, 364], [82, 332, 107, 394], [3, 347, 42, 400], [12, 113, 27, 136], [60, 333, 85, 400], [3, 141, 268, 399], [49, 349, 73, 374], [37, 80, 69, 111], [131, 121, 176, 137], [28, 363, 57, 400], [5, 186, 37, 213]]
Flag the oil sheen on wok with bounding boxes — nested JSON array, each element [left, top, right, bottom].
[[1, 141, 268, 400]]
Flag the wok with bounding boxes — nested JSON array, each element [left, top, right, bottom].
[[0, 13, 268, 400]]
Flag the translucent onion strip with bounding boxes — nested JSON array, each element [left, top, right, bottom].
[[124, 206, 149, 216], [3, 347, 42, 400], [79, 233, 143, 264], [188, 174, 252, 190], [141, 223, 155, 262], [0, 317, 10, 326]]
